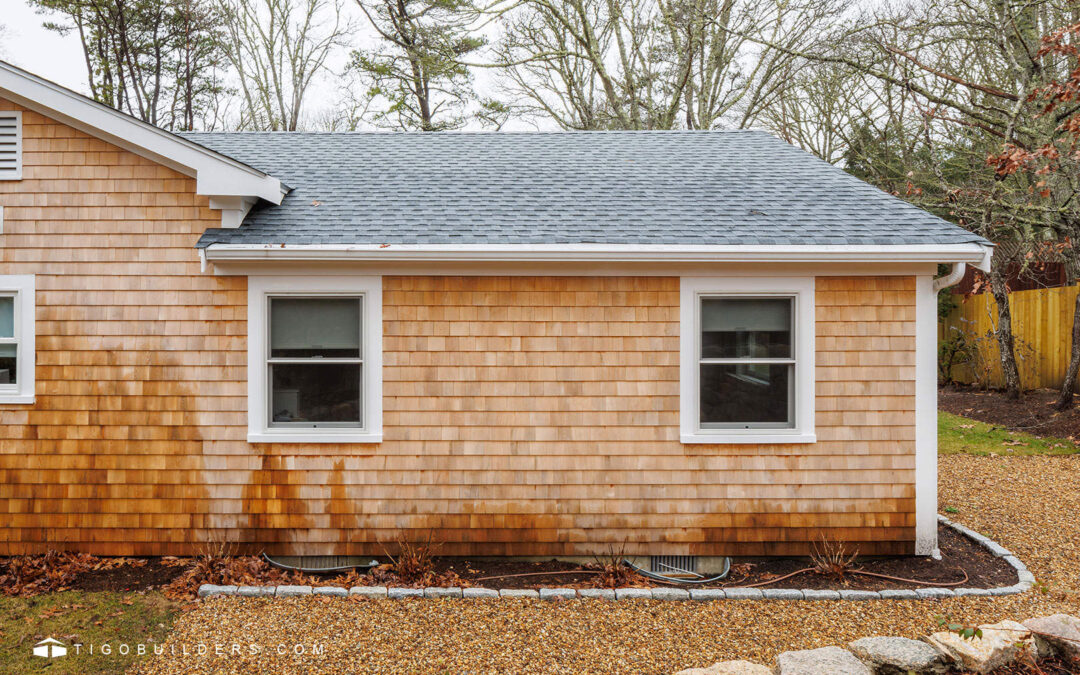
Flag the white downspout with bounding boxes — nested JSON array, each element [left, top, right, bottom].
[[932, 262, 967, 293]]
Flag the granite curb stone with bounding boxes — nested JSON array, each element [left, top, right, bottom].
[[690, 589, 726, 601], [349, 586, 387, 598], [198, 584, 237, 597], [915, 588, 956, 599], [275, 585, 312, 597], [313, 586, 348, 597], [840, 590, 881, 601], [762, 589, 804, 600], [578, 589, 616, 600], [878, 589, 919, 599], [236, 585, 275, 597], [650, 588, 690, 601], [722, 588, 764, 600]]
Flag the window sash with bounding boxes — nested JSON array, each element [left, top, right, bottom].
[[266, 294, 365, 429], [697, 294, 797, 431], [0, 292, 18, 392]]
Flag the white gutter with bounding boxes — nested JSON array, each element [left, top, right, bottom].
[[202, 242, 995, 267]]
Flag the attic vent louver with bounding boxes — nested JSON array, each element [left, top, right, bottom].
[[0, 112, 22, 181]]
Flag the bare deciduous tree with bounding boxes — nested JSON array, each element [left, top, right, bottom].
[[30, 0, 228, 130], [217, 0, 352, 130], [489, 0, 844, 130], [748, 0, 1080, 399]]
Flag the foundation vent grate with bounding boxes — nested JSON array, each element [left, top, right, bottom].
[[650, 555, 697, 575]]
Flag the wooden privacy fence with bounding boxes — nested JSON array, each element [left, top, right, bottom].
[[938, 284, 1078, 390]]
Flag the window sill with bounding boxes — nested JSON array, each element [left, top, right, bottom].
[[0, 393, 34, 405], [680, 432, 816, 445], [248, 431, 383, 444]]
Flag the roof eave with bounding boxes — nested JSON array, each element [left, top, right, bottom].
[[0, 61, 282, 204], [202, 242, 994, 271]]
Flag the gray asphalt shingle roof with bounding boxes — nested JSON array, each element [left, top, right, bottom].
[[181, 130, 988, 249]]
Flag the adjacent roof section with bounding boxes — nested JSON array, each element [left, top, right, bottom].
[[184, 130, 988, 250], [0, 60, 282, 203]]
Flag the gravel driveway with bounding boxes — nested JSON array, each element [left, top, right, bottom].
[[132, 454, 1080, 675]]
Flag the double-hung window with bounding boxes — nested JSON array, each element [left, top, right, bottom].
[[268, 297, 364, 427], [0, 275, 35, 404], [680, 277, 814, 444], [248, 276, 382, 443]]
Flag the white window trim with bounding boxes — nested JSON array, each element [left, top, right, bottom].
[[680, 276, 815, 444], [0, 274, 35, 404], [247, 275, 382, 443]]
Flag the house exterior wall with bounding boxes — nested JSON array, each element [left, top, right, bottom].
[[0, 99, 918, 557]]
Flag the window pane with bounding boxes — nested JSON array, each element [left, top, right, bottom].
[[270, 298, 361, 358], [0, 343, 15, 384], [700, 363, 791, 427], [701, 298, 791, 359], [271, 363, 361, 425], [0, 296, 12, 338]]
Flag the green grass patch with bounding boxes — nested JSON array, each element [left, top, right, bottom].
[[939, 411, 1080, 456], [0, 591, 179, 674]]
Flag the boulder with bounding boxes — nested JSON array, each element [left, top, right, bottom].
[[924, 620, 1035, 674], [847, 636, 950, 674], [674, 660, 772, 675], [776, 646, 871, 675], [1023, 614, 1080, 662]]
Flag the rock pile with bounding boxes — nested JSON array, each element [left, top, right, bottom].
[[675, 614, 1080, 674]]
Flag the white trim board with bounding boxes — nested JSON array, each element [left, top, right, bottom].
[[0, 60, 282, 205], [246, 275, 383, 444], [914, 274, 939, 555], [679, 276, 816, 445], [0, 274, 35, 405]]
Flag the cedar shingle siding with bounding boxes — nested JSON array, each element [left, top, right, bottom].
[[0, 99, 915, 556]]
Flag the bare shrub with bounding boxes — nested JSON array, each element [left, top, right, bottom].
[[592, 545, 637, 589], [810, 535, 859, 579]]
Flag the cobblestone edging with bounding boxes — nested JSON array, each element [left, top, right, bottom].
[[198, 515, 1033, 601]]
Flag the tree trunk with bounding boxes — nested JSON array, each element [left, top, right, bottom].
[[1055, 290, 1080, 410], [989, 263, 1023, 399]]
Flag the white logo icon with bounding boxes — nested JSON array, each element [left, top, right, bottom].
[[33, 637, 67, 658]]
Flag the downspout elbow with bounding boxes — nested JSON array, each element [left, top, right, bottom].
[[933, 262, 967, 293]]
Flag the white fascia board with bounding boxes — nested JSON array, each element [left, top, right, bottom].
[[0, 61, 282, 204], [203, 242, 995, 265]]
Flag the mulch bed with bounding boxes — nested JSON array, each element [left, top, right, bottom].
[[435, 523, 1016, 591], [3, 523, 1017, 597], [941, 385, 1080, 439], [69, 558, 187, 592]]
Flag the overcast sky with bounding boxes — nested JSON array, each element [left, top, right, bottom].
[[3, 1, 89, 92]]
